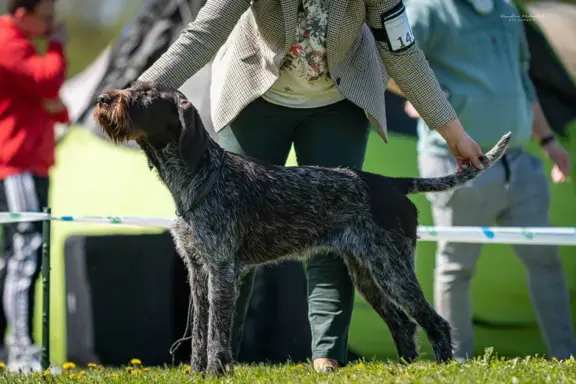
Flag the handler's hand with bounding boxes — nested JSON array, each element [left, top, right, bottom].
[[542, 140, 570, 183], [404, 101, 420, 119], [437, 120, 484, 172]]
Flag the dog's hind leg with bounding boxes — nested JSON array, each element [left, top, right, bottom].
[[360, 240, 453, 363], [189, 260, 209, 374], [343, 254, 419, 363], [206, 262, 238, 376]]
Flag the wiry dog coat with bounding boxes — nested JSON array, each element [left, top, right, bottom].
[[93, 81, 511, 376]]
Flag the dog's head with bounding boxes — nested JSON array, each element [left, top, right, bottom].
[[93, 81, 208, 170]]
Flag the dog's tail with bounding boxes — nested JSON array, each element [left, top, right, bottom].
[[394, 132, 511, 195]]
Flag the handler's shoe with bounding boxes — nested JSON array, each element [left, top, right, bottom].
[[314, 358, 339, 373]]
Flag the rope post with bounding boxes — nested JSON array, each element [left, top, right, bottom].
[[41, 207, 51, 372]]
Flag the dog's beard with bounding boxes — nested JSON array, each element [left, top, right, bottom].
[[93, 94, 144, 144]]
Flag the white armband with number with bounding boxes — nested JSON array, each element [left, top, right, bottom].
[[371, 2, 416, 53]]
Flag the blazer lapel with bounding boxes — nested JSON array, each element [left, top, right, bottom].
[[280, 0, 299, 53], [327, 0, 348, 68]]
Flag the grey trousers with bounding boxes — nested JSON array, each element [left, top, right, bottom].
[[418, 149, 576, 361]]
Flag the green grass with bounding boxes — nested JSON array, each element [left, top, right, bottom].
[[1, 353, 576, 383]]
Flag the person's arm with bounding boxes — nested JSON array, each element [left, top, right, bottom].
[[43, 97, 70, 123], [532, 101, 571, 183], [48, 108, 70, 124], [138, 0, 251, 89], [387, 79, 403, 97], [515, 14, 569, 182], [532, 102, 554, 142], [1, 40, 66, 99], [385, 0, 437, 98], [366, 0, 484, 169], [365, 0, 454, 131]]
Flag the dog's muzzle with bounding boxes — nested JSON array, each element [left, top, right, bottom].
[[93, 90, 144, 143]]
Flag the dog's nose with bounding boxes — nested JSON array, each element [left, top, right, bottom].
[[97, 93, 112, 104]]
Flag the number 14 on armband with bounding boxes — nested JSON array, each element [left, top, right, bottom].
[[397, 31, 414, 48], [382, 4, 416, 52]]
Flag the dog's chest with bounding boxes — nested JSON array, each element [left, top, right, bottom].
[[170, 216, 232, 259]]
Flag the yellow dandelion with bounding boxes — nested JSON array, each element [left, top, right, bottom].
[[63, 362, 76, 370], [78, 370, 86, 378], [131, 369, 141, 375], [87, 363, 97, 369], [130, 358, 142, 366], [0, 362, 5, 370], [43, 368, 51, 376], [182, 365, 191, 373]]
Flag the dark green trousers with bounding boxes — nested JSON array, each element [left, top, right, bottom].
[[218, 97, 370, 364]]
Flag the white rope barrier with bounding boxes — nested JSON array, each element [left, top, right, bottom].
[[417, 226, 576, 246], [1, 212, 575, 245], [0, 212, 174, 228]]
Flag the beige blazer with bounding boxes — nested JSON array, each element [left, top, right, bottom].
[[138, 0, 456, 143]]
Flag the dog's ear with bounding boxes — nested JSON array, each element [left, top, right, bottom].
[[177, 96, 208, 171]]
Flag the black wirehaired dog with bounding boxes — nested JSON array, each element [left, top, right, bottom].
[[93, 81, 511, 376]]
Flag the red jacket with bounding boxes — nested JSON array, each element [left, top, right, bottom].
[[0, 16, 69, 180]]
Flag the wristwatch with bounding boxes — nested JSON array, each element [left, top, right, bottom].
[[539, 135, 555, 147]]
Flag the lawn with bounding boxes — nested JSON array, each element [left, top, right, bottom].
[[1, 353, 576, 383]]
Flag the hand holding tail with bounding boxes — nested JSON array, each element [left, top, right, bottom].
[[396, 132, 511, 194], [436, 121, 485, 171]]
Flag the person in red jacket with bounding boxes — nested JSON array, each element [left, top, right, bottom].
[[0, 0, 68, 373]]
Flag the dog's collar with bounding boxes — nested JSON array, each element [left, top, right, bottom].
[[176, 150, 226, 217]]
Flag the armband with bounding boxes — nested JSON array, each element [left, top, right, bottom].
[[371, 2, 416, 53]]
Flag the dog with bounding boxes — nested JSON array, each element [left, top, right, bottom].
[[93, 81, 510, 376]]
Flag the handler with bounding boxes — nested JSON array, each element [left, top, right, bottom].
[[137, 0, 484, 372], [395, 0, 575, 362]]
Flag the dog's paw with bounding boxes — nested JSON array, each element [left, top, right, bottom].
[[206, 353, 234, 377], [433, 349, 454, 364], [398, 351, 419, 365], [189, 354, 208, 376], [206, 361, 234, 377], [190, 362, 207, 375]]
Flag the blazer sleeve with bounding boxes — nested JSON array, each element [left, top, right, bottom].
[[365, 0, 457, 130], [137, 0, 251, 89]]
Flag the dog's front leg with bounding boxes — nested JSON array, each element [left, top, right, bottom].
[[190, 262, 209, 374], [206, 262, 237, 376]]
